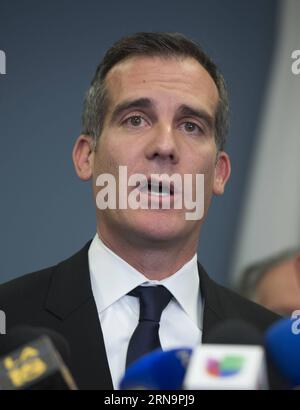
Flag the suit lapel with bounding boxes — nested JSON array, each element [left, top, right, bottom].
[[44, 241, 113, 389], [198, 262, 224, 342]]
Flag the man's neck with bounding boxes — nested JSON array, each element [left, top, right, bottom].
[[97, 226, 199, 281]]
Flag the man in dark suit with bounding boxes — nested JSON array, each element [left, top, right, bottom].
[[0, 32, 281, 389]]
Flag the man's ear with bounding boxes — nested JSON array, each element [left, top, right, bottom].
[[72, 135, 95, 181], [213, 151, 231, 195]]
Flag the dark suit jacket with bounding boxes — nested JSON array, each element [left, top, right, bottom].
[[0, 241, 283, 389]]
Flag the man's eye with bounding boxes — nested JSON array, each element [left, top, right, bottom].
[[183, 122, 202, 134], [124, 115, 145, 127]]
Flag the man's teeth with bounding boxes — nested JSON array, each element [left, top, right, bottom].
[[147, 182, 171, 196]]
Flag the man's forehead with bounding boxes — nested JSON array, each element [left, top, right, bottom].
[[104, 55, 219, 113]]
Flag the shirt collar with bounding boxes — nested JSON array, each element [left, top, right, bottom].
[[88, 233, 200, 326]]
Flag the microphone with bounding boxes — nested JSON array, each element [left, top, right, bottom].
[[265, 317, 300, 388], [0, 326, 77, 390], [119, 347, 192, 390], [183, 320, 268, 390], [204, 320, 264, 345]]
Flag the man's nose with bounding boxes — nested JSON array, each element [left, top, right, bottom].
[[144, 124, 180, 165]]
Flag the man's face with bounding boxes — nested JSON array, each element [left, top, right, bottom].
[[88, 56, 230, 246]]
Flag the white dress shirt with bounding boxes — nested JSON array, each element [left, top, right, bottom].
[[88, 233, 203, 389]]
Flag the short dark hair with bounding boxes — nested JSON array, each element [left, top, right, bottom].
[[81, 32, 229, 151]]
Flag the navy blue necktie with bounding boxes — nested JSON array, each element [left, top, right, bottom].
[[126, 285, 172, 368]]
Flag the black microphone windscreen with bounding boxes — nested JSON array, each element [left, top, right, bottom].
[[0, 326, 76, 389], [0, 326, 70, 366], [205, 319, 263, 346]]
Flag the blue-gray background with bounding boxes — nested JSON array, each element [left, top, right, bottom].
[[0, 0, 278, 285]]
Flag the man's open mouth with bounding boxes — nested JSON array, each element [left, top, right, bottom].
[[138, 178, 175, 196]]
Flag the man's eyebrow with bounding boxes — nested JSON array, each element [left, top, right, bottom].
[[177, 104, 215, 130], [110, 98, 154, 123]]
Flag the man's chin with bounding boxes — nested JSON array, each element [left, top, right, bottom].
[[125, 211, 193, 244]]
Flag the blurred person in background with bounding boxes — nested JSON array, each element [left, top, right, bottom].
[[237, 248, 300, 316]]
